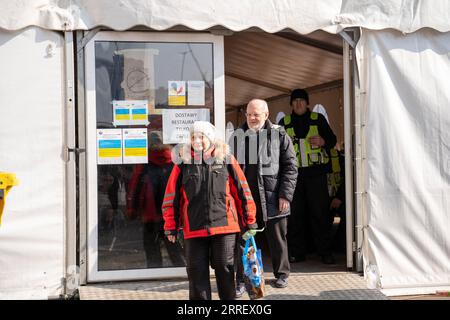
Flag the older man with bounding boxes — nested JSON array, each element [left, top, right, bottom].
[[230, 99, 297, 296]]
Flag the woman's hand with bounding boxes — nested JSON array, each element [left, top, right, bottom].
[[167, 235, 177, 243]]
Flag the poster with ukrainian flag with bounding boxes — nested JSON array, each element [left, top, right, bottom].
[[130, 100, 149, 125], [113, 100, 131, 126], [122, 128, 148, 164], [97, 129, 123, 165], [113, 100, 149, 126]]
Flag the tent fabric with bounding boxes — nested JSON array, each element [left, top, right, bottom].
[[0, 27, 65, 299], [357, 28, 450, 295], [0, 0, 449, 33]]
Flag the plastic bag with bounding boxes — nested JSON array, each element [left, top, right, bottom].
[[242, 235, 265, 299]]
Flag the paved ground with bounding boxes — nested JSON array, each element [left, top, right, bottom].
[[79, 245, 450, 301], [79, 252, 390, 300], [79, 272, 388, 300]]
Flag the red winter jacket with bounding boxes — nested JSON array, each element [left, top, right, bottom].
[[162, 141, 257, 239]]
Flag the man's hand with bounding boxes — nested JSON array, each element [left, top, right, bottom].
[[167, 235, 177, 243], [279, 197, 290, 213], [308, 135, 325, 148], [330, 198, 342, 210]]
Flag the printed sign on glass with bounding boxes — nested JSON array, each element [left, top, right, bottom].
[[113, 100, 149, 126], [187, 81, 205, 106], [162, 109, 210, 144], [122, 128, 148, 164], [97, 129, 123, 165], [168, 81, 186, 106]]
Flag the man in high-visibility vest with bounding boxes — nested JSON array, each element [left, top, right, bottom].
[[278, 89, 337, 264]]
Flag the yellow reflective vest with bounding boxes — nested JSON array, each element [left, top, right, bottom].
[[327, 148, 342, 197], [283, 112, 330, 168]]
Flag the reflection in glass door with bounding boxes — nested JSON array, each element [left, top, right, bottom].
[[85, 32, 224, 282]]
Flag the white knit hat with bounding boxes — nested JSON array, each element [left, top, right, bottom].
[[190, 121, 216, 143]]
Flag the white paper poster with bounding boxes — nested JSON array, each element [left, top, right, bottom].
[[122, 128, 148, 164], [162, 109, 210, 144], [188, 81, 205, 106], [112, 100, 130, 126], [113, 100, 149, 126], [130, 100, 149, 125], [97, 129, 123, 165], [168, 81, 186, 106]]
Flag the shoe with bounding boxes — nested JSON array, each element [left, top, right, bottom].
[[235, 282, 246, 298], [275, 277, 288, 288], [288, 254, 306, 263], [321, 254, 336, 265]]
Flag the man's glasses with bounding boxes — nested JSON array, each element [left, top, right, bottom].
[[245, 113, 265, 118]]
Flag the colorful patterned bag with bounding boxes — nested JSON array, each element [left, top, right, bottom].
[[242, 235, 265, 299]]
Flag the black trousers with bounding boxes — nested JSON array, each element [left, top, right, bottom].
[[236, 217, 290, 283], [288, 173, 333, 257], [184, 233, 236, 300], [331, 203, 346, 252]]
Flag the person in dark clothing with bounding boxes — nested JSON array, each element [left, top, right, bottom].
[[231, 99, 297, 296], [278, 89, 337, 265], [329, 148, 346, 253], [163, 121, 258, 300], [126, 132, 185, 268]]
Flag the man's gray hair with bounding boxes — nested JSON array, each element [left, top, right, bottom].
[[247, 98, 269, 113]]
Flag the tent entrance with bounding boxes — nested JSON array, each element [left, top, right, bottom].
[[77, 29, 360, 284], [223, 29, 358, 273]]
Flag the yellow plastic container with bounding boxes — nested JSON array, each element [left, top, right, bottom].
[[0, 172, 19, 225]]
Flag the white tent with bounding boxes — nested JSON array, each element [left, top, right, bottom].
[[0, 0, 449, 298], [357, 28, 450, 295], [1, 0, 450, 33]]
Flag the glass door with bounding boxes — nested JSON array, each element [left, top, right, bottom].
[[85, 32, 224, 282]]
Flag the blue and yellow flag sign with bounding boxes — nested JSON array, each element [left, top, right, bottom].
[[123, 128, 148, 164], [113, 100, 149, 126], [97, 129, 123, 165]]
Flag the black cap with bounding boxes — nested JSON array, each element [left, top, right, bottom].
[[290, 89, 309, 105]]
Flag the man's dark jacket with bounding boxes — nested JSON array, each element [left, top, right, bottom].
[[230, 120, 298, 222]]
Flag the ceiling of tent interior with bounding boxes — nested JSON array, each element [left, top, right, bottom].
[[224, 30, 343, 112]]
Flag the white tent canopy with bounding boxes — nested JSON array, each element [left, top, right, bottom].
[[357, 28, 450, 296], [0, 0, 449, 33], [0, 27, 65, 299], [1, 0, 450, 299]]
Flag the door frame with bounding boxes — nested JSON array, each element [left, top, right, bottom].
[[83, 31, 225, 282], [341, 28, 362, 272]]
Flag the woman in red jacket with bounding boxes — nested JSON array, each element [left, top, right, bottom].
[[162, 121, 257, 300]]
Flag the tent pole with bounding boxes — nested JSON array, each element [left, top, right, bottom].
[[341, 27, 364, 272], [352, 34, 365, 274], [75, 30, 88, 286], [343, 40, 354, 270], [63, 30, 78, 296]]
